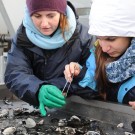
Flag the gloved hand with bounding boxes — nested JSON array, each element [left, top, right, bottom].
[[38, 85, 66, 116]]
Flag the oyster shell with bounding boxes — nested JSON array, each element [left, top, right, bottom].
[[0, 109, 8, 118], [85, 131, 100, 135], [124, 132, 135, 135], [37, 119, 44, 125], [117, 123, 124, 128], [67, 115, 81, 127], [2, 127, 16, 135], [64, 127, 76, 135], [58, 118, 67, 127], [25, 118, 36, 128]]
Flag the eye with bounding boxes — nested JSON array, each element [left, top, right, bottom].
[[47, 14, 55, 18], [107, 39, 115, 41], [33, 14, 41, 18], [107, 37, 117, 41]]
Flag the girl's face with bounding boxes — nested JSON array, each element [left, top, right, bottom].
[[97, 36, 131, 57], [31, 11, 60, 36]]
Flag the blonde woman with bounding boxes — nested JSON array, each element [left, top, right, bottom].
[[4, 0, 95, 116]]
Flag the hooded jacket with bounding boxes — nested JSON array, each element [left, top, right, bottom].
[[79, 46, 135, 104], [4, 2, 97, 106]]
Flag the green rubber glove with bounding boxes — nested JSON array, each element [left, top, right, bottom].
[[38, 85, 66, 116]]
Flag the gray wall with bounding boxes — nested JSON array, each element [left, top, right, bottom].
[[0, 0, 25, 35]]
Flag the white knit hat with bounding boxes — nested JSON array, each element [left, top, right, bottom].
[[89, 0, 135, 37]]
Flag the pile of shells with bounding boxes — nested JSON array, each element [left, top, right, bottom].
[[47, 115, 105, 135], [0, 106, 105, 135], [0, 107, 43, 135], [0, 105, 135, 135]]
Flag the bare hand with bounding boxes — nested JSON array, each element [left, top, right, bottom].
[[64, 62, 81, 82], [129, 101, 135, 110]]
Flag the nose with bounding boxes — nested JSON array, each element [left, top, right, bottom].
[[41, 17, 49, 27], [99, 40, 111, 53]]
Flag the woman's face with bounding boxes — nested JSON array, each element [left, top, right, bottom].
[[31, 11, 60, 36], [97, 36, 131, 57]]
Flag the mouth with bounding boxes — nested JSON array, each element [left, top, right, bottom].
[[41, 27, 51, 31], [107, 52, 115, 56], [43, 28, 50, 30]]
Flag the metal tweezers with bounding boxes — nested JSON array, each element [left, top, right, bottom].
[[62, 74, 74, 97]]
